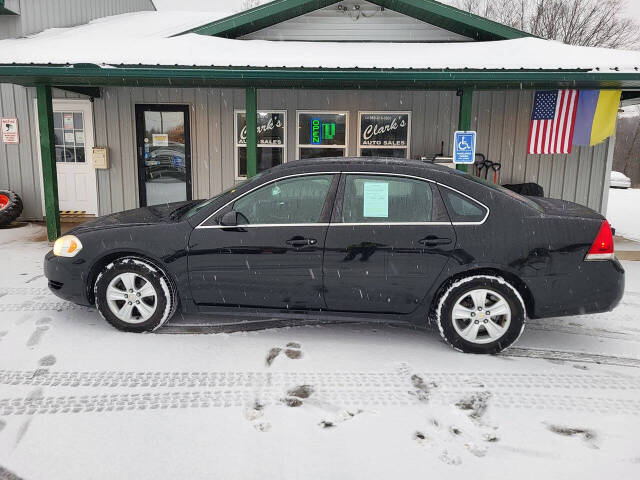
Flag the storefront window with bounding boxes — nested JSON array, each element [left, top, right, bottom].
[[235, 111, 286, 178], [297, 112, 348, 159], [358, 112, 411, 158]]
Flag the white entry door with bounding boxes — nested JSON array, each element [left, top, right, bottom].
[[37, 99, 98, 215]]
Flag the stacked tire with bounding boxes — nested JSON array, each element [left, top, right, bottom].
[[0, 190, 23, 227]]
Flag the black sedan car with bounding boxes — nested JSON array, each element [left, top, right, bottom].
[[44, 158, 624, 354]]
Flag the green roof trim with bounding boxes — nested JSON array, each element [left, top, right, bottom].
[[180, 0, 531, 41], [0, 0, 19, 15], [0, 65, 638, 90], [180, 0, 340, 38]]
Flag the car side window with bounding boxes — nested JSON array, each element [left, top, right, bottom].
[[439, 186, 487, 223], [341, 175, 433, 223], [233, 174, 334, 225]]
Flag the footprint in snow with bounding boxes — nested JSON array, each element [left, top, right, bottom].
[[281, 384, 314, 407], [38, 355, 56, 367], [244, 400, 271, 433], [547, 424, 599, 449], [265, 342, 303, 366], [455, 391, 492, 421]]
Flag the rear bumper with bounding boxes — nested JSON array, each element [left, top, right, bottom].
[[44, 251, 92, 306], [526, 258, 625, 319]]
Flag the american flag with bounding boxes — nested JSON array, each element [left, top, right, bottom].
[[528, 90, 579, 155]]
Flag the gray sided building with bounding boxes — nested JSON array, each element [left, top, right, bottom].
[[0, 0, 637, 239]]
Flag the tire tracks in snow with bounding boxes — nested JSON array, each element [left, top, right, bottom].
[[1, 389, 639, 417], [1, 370, 640, 416], [0, 302, 91, 313], [501, 347, 640, 368], [0, 370, 639, 390]]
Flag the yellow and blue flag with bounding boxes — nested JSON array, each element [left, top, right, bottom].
[[573, 90, 621, 147]]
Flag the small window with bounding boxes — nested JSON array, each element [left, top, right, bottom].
[[53, 111, 85, 163], [358, 112, 411, 158], [439, 187, 487, 223], [297, 112, 348, 159], [235, 110, 286, 179], [233, 174, 334, 225], [341, 175, 433, 224]]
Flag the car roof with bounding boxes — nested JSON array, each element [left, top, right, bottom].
[[270, 156, 457, 176]]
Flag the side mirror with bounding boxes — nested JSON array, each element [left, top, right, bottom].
[[220, 210, 238, 226]]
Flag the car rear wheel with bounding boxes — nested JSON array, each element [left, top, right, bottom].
[[94, 257, 177, 332], [435, 276, 525, 354]]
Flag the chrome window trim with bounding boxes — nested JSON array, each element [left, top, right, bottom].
[[196, 172, 339, 229], [332, 222, 452, 227], [195, 170, 490, 229], [198, 223, 331, 229]]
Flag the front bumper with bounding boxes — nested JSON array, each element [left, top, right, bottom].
[[44, 251, 93, 306], [526, 258, 625, 319]]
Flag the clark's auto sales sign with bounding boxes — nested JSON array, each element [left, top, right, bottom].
[[360, 113, 409, 146], [1, 118, 19, 144]]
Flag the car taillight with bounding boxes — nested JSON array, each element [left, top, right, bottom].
[[585, 220, 615, 261]]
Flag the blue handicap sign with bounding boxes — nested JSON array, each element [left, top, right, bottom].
[[172, 155, 184, 168], [453, 131, 477, 164]]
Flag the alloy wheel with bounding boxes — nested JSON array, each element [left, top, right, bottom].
[[451, 288, 512, 344], [106, 272, 158, 324]]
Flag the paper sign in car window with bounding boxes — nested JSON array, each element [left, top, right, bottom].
[[363, 181, 389, 218], [152, 134, 169, 147]]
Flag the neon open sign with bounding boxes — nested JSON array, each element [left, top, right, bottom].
[[310, 118, 336, 145]]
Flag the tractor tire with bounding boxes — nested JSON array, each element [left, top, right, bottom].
[[0, 190, 23, 227]]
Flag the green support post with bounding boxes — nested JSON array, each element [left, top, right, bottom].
[[456, 87, 473, 173], [245, 87, 258, 178], [36, 85, 61, 242]]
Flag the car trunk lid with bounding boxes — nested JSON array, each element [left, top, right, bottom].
[[525, 196, 604, 220]]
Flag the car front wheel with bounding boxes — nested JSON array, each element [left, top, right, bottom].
[[435, 275, 525, 354], [94, 257, 177, 332]]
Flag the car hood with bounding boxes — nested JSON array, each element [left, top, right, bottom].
[[69, 201, 196, 233]]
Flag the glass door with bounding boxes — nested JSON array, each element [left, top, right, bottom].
[[135, 105, 192, 207]]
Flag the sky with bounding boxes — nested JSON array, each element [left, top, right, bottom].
[[625, 1, 640, 22]]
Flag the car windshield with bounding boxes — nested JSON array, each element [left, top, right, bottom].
[[183, 173, 263, 219]]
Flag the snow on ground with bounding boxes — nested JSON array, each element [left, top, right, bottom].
[[608, 187, 640, 242], [1, 224, 640, 479]]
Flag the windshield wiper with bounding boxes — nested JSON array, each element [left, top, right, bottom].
[[169, 202, 198, 220]]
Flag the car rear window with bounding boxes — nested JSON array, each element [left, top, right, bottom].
[[438, 186, 488, 223]]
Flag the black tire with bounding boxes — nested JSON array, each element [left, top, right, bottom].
[[0, 190, 23, 227], [435, 275, 526, 354], [94, 257, 178, 332]]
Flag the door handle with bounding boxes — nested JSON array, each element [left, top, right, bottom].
[[286, 236, 317, 247], [419, 236, 452, 247]]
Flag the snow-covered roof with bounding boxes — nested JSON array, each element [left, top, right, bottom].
[[0, 10, 639, 72]]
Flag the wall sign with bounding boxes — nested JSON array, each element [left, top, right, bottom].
[[358, 112, 411, 159], [453, 131, 477, 164], [235, 111, 287, 178], [298, 113, 346, 147], [297, 112, 348, 159], [359, 113, 409, 146], [236, 112, 285, 145], [1, 118, 19, 144]]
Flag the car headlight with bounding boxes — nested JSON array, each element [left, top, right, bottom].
[[53, 235, 83, 257]]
